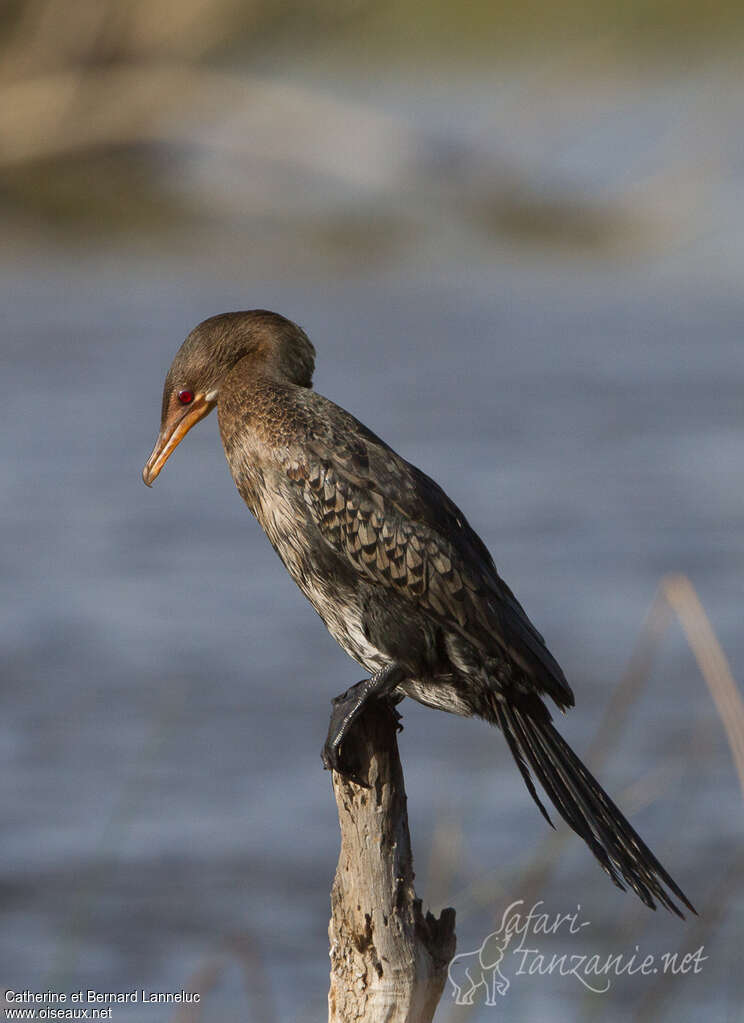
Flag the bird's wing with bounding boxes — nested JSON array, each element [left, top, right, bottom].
[[285, 401, 573, 709]]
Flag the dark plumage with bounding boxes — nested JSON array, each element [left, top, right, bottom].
[[143, 309, 694, 918]]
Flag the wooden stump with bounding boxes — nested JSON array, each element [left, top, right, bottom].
[[328, 701, 456, 1022]]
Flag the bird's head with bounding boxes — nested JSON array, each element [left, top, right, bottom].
[[142, 310, 315, 486]]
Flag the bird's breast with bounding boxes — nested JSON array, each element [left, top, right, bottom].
[[244, 470, 387, 672]]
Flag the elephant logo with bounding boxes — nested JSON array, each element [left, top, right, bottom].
[[447, 928, 512, 1005]]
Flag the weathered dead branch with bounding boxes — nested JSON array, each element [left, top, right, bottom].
[[328, 701, 456, 1022]]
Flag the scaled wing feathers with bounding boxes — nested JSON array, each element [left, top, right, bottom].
[[284, 407, 573, 710]]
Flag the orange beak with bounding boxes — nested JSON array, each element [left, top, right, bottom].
[[142, 394, 215, 486]]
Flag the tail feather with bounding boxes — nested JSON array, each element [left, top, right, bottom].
[[493, 700, 553, 829], [498, 699, 696, 918], [506, 704, 627, 892]]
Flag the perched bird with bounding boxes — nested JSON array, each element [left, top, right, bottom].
[[143, 310, 694, 917]]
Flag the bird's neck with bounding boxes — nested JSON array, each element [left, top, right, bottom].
[[216, 371, 307, 509]]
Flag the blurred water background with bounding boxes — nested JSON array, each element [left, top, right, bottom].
[[2, 2, 744, 1021]]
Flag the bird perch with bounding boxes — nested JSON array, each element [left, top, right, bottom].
[[327, 701, 456, 1022]]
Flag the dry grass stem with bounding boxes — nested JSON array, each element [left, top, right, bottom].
[[659, 574, 744, 799]]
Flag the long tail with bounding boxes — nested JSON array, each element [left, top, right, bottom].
[[493, 698, 696, 918]]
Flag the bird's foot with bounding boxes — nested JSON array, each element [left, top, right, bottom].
[[322, 681, 370, 787], [321, 664, 405, 786]]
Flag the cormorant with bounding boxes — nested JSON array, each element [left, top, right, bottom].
[[143, 310, 694, 918]]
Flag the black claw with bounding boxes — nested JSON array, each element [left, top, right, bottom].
[[387, 701, 404, 731], [321, 737, 369, 787]]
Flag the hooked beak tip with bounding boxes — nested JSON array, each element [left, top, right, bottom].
[[142, 454, 163, 487], [142, 393, 215, 490]]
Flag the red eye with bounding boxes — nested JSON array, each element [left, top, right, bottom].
[[178, 389, 194, 405]]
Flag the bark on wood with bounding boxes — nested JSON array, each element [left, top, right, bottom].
[[328, 701, 456, 1022]]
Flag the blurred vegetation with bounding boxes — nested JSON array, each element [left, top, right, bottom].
[[340, 0, 744, 56], [1, 0, 742, 243], [0, 0, 349, 232], [4, 0, 744, 73]]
